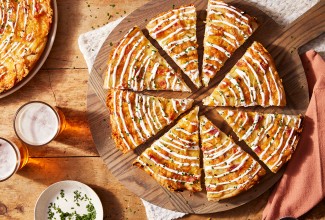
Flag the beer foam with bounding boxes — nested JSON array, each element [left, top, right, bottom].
[[0, 139, 18, 180], [15, 102, 59, 145]]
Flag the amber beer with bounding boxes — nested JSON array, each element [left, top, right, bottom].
[[14, 101, 66, 146], [0, 138, 29, 182]]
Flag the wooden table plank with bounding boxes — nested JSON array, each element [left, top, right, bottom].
[[42, 0, 149, 70], [0, 157, 146, 220], [0, 69, 97, 157]]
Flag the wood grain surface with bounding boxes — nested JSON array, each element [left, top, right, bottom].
[[87, 0, 325, 214], [0, 0, 324, 219]]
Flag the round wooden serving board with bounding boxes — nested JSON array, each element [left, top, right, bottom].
[[87, 0, 325, 214]]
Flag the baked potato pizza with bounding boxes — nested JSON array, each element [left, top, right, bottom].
[[0, 0, 53, 93]]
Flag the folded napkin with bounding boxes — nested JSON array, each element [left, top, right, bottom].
[[263, 50, 325, 219]]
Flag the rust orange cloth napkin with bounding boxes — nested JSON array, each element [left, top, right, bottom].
[[263, 50, 325, 219]]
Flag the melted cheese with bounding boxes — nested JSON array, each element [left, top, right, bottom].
[[203, 42, 286, 107], [200, 116, 265, 200], [107, 90, 193, 153], [134, 107, 201, 192], [104, 27, 189, 92], [147, 5, 201, 88], [218, 110, 303, 173]]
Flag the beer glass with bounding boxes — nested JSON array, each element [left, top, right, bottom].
[[14, 101, 66, 146], [0, 138, 29, 182]]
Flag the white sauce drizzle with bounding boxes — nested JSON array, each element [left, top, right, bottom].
[[155, 141, 198, 160], [210, 2, 249, 20], [152, 98, 163, 129], [235, 69, 255, 104], [230, 111, 241, 126], [126, 92, 145, 141], [205, 142, 236, 160], [206, 156, 252, 182], [207, 42, 231, 57], [227, 76, 246, 106], [175, 127, 198, 136], [209, 19, 245, 36], [118, 36, 144, 87], [112, 91, 131, 150], [118, 91, 138, 147], [241, 113, 260, 140], [136, 159, 195, 183], [206, 165, 260, 194], [142, 152, 200, 177], [136, 94, 154, 138]]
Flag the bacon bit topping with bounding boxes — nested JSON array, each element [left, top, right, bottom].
[[228, 164, 238, 171], [208, 127, 219, 135], [255, 146, 262, 154]]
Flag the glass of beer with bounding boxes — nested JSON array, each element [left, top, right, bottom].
[[0, 138, 29, 182], [14, 101, 66, 146]]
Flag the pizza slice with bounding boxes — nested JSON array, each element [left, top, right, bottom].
[[200, 116, 265, 201], [104, 26, 190, 92], [202, 0, 258, 87], [203, 41, 286, 107], [106, 90, 194, 153], [146, 5, 201, 88], [217, 110, 303, 173], [133, 106, 201, 192]]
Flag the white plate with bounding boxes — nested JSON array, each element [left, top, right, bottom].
[[35, 180, 103, 220]]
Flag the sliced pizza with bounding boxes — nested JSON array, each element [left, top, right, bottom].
[[106, 90, 194, 153], [146, 5, 201, 88], [203, 41, 286, 107], [202, 0, 258, 87], [133, 106, 201, 192], [200, 116, 265, 201], [217, 110, 303, 173], [104, 26, 190, 92]]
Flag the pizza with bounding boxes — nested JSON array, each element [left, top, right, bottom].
[[203, 41, 286, 107], [202, 0, 258, 87], [217, 110, 303, 173], [106, 89, 194, 153], [200, 116, 265, 201], [104, 26, 190, 92], [0, 0, 53, 93], [133, 106, 201, 192], [146, 5, 201, 88]]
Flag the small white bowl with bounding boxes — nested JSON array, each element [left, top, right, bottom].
[[35, 180, 103, 220]]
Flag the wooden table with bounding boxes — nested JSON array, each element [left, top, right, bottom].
[[0, 0, 324, 219]]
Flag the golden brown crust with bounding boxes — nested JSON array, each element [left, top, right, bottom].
[[203, 41, 286, 107], [217, 110, 303, 173], [200, 116, 265, 201], [0, 0, 53, 93], [202, 0, 258, 86], [106, 89, 194, 153], [133, 106, 202, 192], [104, 26, 190, 92], [146, 5, 201, 88]]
